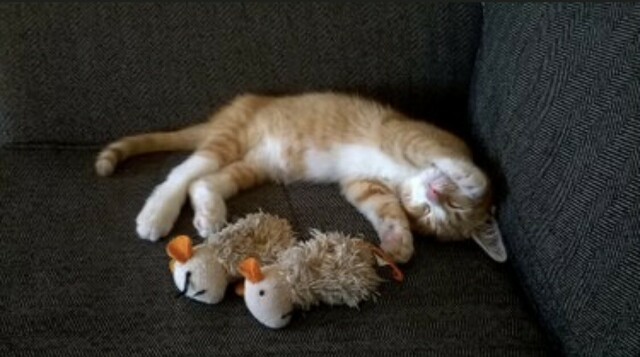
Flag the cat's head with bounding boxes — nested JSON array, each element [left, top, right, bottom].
[[399, 167, 507, 262]]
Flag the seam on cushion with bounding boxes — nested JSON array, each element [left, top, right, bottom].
[[507, 190, 567, 355], [281, 184, 303, 237]]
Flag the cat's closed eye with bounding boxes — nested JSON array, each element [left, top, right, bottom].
[[448, 202, 462, 210]]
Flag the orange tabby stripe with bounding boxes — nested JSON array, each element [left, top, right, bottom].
[[224, 162, 266, 191], [343, 180, 406, 222]]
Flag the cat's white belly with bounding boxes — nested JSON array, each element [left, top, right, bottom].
[[246, 137, 291, 180], [304, 144, 418, 183], [247, 139, 418, 184]]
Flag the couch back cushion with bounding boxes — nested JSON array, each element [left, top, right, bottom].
[[471, 3, 640, 355], [0, 3, 481, 145]]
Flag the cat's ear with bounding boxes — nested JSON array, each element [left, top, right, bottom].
[[471, 212, 507, 263]]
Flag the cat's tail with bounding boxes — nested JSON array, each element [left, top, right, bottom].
[[95, 123, 209, 176]]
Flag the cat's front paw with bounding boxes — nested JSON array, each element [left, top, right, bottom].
[[434, 158, 487, 200], [378, 221, 414, 263], [136, 186, 183, 241]]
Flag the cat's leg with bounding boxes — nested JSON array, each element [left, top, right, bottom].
[[136, 95, 267, 241], [341, 179, 414, 263], [432, 158, 489, 200], [189, 160, 267, 237], [136, 142, 241, 241], [136, 153, 220, 241]]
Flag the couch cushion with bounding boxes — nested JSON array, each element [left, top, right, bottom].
[[470, 3, 640, 356], [0, 148, 549, 355], [0, 3, 481, 145]]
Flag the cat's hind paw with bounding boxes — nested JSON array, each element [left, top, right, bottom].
[[379, 221, 414, 264], [193, 210, 226, 238], [190, 182, 227, 238]]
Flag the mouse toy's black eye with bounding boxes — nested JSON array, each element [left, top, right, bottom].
[[259, 290, 265, 297]]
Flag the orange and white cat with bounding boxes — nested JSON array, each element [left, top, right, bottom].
[[96, 92, 506, 263]]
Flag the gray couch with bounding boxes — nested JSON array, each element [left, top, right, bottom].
[[2, 4, 638, 356]]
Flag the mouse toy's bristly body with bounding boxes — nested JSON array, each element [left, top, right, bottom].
[[166, 212, 296, 304], [98, 92, 507, 263], [237, 230, 403, 329]]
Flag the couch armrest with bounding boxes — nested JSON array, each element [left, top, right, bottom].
[[471, 3, 640, 355]]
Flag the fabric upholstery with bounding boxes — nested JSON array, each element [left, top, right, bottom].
[[470, 4, 640, 356], [0, 149, 549, 355], [0, 3, 551, 355], [0, 3, 481, 145]]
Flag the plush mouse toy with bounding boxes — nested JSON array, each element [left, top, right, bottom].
[[237, 230, 404, 329], [166, 212, 296, 304]]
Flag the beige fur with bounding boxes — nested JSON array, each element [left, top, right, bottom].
[[96, 92, 495, 263], [169, 212, 296, 304], [208, 212, 296, 277], [278, 230, 384, 310], [238, 230, 395, 329]]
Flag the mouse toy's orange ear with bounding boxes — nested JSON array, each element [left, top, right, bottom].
[[238, 257, 265, 283], [166, 235, 194, 263]]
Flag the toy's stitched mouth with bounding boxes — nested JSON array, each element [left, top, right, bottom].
[[281, 310, 293, 320], [176, 271, 192, 298], [177, 271, 206, 298]]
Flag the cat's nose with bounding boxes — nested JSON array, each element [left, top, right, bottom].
[[427, 184, 440, 203]]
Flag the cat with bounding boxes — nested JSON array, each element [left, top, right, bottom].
[[95, 92, 506, 263]]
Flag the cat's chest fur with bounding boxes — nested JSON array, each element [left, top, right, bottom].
[[247, 138, 419, 184]]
